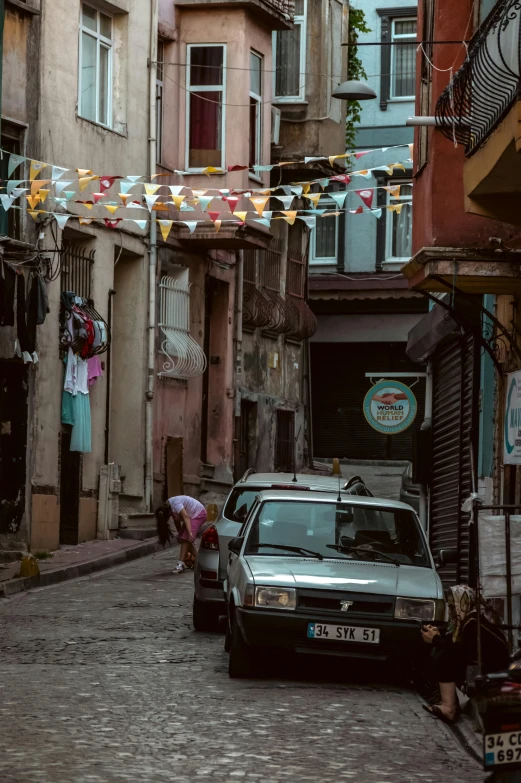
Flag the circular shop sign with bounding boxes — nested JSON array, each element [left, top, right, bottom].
[[363, 380, 417, 435]]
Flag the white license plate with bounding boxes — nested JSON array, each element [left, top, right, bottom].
[[485, 731, 521, 767], [307, 622, 380, 644]]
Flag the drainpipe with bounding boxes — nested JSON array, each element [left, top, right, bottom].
[[419, 360, 433, 534], [145, 0, 158, 511], [0, 0, 4, 136], [233, 251, 244, 479]]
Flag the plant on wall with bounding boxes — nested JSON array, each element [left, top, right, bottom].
[[346, 6, 371, 151]]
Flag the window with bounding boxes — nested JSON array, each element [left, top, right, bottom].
[[249, 52, 262, 171], [310, 200, 338, 264], [79, 3, 113, 127], [376, 8, 417, 111], [385, 182, 413, 265], [159, 272, 207, 378], [273, 0, 306, 101], [156, 40, 164, 164], [186, 45, 225, 170], [390, 18, 417, 99]]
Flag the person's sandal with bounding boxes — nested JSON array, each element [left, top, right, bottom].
[[422, 704, 458, 724]]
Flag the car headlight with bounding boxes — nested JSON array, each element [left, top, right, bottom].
[[254, 586, 296, 611], [394, 597, 436, 621]]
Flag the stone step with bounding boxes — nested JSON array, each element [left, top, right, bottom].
[[0, 550, 26, 563], [119, 512, 156, 530], [119, 527, 157, 541]]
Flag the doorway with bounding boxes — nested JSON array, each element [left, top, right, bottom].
[[0, 361, 28, 537], [59, 430, 81, 545], [237, 399, 257, 479], [201, 276, 229, 466], [275, 409, 295, 472]]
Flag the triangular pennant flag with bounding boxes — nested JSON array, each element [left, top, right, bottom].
[[355, 170, 372, 179], [28, 210, 41, 221], [153, 201, 170, 211], [302, 183, 311, 195], [370, 208, 383, 219], [180, 201, 195, 212], [192, 189, 208, 198], [29, 160, 46, 181], [8, 153, 25, 177], [202, 166, 223, 176], [99, 176, 118, 192], [119, 180, 136, 195], [274, 195, 294, 209], [80, 202, 94, 210], [31, 179, 51, 196], [198, 196, 214, 212], [408, 143, 414, 160], [249, 196, 269, 217], [331, 174, 351, 185], [208, 211, 220, 223], [104, 218, 122, 228], [214, 220, 222, 233], [144, 183, 161, 196], [235, 211, 248, 223], [329, 192, 347, 210], [128, 200, 145, 209], [51, 166, 69, 181], [262, 211, 273, 220], [349, 206, 364, 214], [79, 217, 94, 225], [317, 178, 330, 190], [279, 186, 292, 196], [145, 195, 159, 211], [63, 191, 76, 201], [253, 218, 271, 228], [105, 204, 119, 215], [355, 150, 371, 160], [55, 180, 74, 196], [298, 215, 316, 230], [305, 194, 322, 207], [38, 189, 50, 204], [281, 210, 297, 225], [126, 175, 143, 183], [12, 187, 28, 199], [77, 168, 92, 177], [304, 156, 326, 164], [54, 198, 68, 207], [132, 220, 148, 230], [118, 193, 131, 206], [252, 164, 274, 172], [386, 203, 404, 214], [92, 192, 105, 204], [388, 163, 406, 173], [329, 154, 349, 166], [54, 214, 70, 230], [228, 165, 249, 171], [168, 185, 184, 197], [355, 189, 374, 209], [384, 185, 401, 199], [182, 220, 198, 233], [26, 194, 41, 209], [322, 211, 341, 218], [79, 175, 97, 192], [223, 196, 239, 213], [158, 219, 174, 242], [171, 195, 186, 209], [7, 180, 23, 195], [219, 189, 230, 195], [0, 194, 15, 211]]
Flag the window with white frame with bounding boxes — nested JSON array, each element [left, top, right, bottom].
[[385, 182, 413, 264], [310, 200, 338, 265], [390, 18, 417, 99], [186, 44, 225, 170], [249, 52, 262, 170], [273, 0, 306, 101], [156, 39, 164, 164], [79, 3, 113, 126]]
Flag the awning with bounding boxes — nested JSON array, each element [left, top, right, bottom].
[[406, 303, 459, 363]]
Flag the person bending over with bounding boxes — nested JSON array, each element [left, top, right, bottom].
[[155, 495, 207, 574]]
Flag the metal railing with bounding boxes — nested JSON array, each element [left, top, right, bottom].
[[159, 275, 207, 379], [435, 0, 521, 156], [61, 243, 94, 300]]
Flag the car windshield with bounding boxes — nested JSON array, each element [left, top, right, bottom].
[[223, 488, 261, 523], [244, 501, 430, 567]]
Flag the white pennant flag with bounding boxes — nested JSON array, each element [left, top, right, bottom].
[[7, 180, 23, 195], [145, 195, 159, 211], [182, 220, 198, 234], [370, 208, 383, 219], [126, 175, 143, 183], [132, 220, 148, 230], [8, 154, 25, 177], [329, 192, 348, 210], [262, 211, 273, 220], [253, 218, 271, 228], [298, 215, 316, 230], [12, 187, 28, 199], [304, 156, 326, 164], [0, 194, 15, 211], [52, 166, 69, 181], [290, 186, 303, 198], [169, 185, 185, 197], [54, 214, 70, 230], [119, 180, 136, 195], [55, 180, 74, 196], [274, 195, 294, 209]]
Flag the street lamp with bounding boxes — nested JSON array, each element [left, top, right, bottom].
[[331, 79, 377, 101]]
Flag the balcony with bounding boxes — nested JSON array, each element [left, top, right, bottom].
[[435, 0, 521, 224], [174, 0, 294, 30]]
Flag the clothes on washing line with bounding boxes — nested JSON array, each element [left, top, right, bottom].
[[87, 356, 103, 386], [64, 349, 90, 395], [70, 392, 92, 453], [61, 389, 76, 426]]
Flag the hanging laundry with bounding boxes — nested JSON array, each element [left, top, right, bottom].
[[70, 393, 91, 453], [87, 356, 103, 386], [61, 390, 76, 426], [64, 348, 78, 395]]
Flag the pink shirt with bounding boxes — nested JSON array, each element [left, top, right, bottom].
[[168, 495, 205, 521]]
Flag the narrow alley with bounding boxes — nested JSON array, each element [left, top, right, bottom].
[[0, 551, 482, 783]]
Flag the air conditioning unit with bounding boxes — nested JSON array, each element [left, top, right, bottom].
[[271, 106, 281, 145]]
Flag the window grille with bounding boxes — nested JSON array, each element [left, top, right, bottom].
[[287, 251, 305, 298], [159, 275, 206, 379], [61, 243, 94, 300]]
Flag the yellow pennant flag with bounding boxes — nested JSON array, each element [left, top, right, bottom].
[[171, 195, 186, 209], [192, 189, 208, 198], [26, 194, 41, 209], [158, 219, 173, 242], [79, 217, 94, 225], [83, 202, 94, 210], [249, 196, 269, 217], [118, 193, 130, 205], [105, 205, 119, 215], [386, 203, 403, 214], [29, 160, 47, 181], [77, 168, 92, 177], [31, 179, 51, 196], [385, 185, 401, 199], [79, 176, 97, 192], [357, 169, 369, 176], [301, 182, 311, 195], [389, 163, 406, 173], [28, 210, 42, 221], [38, 189, 50, 204], [202, 166, 223, 176], [214, 220, 222, 233], [305, 194, 322, 207], [282, 210, 297, 225], [152, 202, 169, 211], [328, 154, 349, 166], [235, 211, 248, 223], [144, 183, 161, 196]]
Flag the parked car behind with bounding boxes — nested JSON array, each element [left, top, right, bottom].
[[225, 490, 445, 678], [399, 462, 420, 512], [193, 471, 373, 631]]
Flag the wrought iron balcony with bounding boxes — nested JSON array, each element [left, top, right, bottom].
[[174, 0, 294, 30], [435, 0, 521, 156]]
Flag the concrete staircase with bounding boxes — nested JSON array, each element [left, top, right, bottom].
[[118, 512, 157, 541]]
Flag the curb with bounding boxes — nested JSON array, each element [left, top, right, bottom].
[[0, 539, 165, 599], [319, 458, 410, 468]]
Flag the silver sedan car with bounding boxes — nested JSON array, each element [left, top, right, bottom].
[[224, 490, 444, 678], [192, 471, 373, 631]]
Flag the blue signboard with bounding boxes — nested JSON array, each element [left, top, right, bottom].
[[363, 380, 418, 435]]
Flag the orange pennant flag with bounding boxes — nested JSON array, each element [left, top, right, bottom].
[[77, 168, 93, 177], [38, 189, 50, 204], [31, 179, 51, 196], [171, 195, 186, 209], [384, 185, 401, 199], [118, 193, 130, 205], [79, 217, 94, 225], [281, 211, 297, 225], [152, 202, 169, 211], [28, 210, 42, 221], [249, 196, 269, 217], [26, 194, 41, 209]]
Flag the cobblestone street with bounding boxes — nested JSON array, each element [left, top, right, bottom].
[[0, 550, 483, 783]]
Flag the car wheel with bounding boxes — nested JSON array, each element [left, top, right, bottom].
[[224, 623, 232, 652], [228, 615, 254, 678], [193, 596, 219, 632]]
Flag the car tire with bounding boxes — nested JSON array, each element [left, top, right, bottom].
[[193, 596, 219, 632], [228, 615, 254, 678]]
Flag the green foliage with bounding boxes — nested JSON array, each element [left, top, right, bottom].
[[345, 6, 371, 151], [34, 550, 53, 560]]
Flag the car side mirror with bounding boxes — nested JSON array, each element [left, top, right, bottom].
[[228, 537, 244, 555], [435, 548, 458, 568]]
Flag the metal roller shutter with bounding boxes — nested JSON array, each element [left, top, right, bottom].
[[430, 333, 477, 586], [311, 342, 425, 461]]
